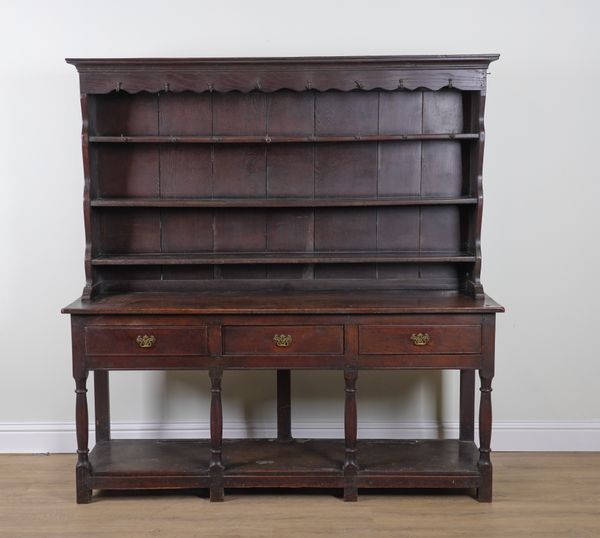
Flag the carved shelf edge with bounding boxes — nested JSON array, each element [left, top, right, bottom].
[[66, 55, 499, 94]]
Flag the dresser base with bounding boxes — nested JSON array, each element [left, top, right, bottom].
[[82, 438, 485, 501], [65, 291, 501, 504]]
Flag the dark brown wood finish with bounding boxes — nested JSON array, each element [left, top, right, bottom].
[[209, 367, 224, 502], [477, 314, 496, 502], [85, 325, 208, 356], [87, 438, 480, 487], [64, 291, 503, 315], [459, 370, 475, 441], [93, 371, 110, 443], [64, 55, 502, 503], [358, 324, 481, 354], [222, 325, 344, 355], [276, 370, 292, 441], [71, 317, 92, 503], [343, 369, 359, 501], [80, 95, 95, 300]]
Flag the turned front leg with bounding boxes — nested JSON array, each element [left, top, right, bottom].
[[343, 369, 358, 502], [74, 372, 92, 503], [209, 367, 224, 502], [477, 315, 496, 502], [477, 370, 493, 502]]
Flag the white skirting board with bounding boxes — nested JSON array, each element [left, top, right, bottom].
[[1, 421, 599, 453]]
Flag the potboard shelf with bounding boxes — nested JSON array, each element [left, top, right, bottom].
[[88, 438, 481, 488]]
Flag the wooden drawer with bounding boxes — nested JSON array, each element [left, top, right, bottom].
[[359, 325, 481, 355], [222, 325, 344, 355], [85, 326, 208, 356]]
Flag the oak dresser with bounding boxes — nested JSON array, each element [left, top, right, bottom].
[[63, 55, 503, 503]]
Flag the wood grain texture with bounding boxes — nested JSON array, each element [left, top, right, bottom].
[[84, 438, 480, 482], [62, 291, 504, 315], [358, 324, 481, 355], [222, 325, 344, 355], [84, 326, 208, 356], [158, 92, 212, 136]]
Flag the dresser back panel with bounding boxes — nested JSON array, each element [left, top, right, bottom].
[[90, 89, 465, 135], [88, 88, 475, 293]]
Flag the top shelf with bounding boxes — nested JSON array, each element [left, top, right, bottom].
[[88, 133, 479, 144]]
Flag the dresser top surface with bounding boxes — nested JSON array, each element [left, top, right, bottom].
[[63, 291, 503, 315]]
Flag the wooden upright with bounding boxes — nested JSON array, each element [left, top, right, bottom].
[[63, 55, 503, 503]]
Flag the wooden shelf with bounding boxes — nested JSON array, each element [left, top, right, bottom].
[[89, 133, 479, 144], [88, 438, 481, 489], [91, 251, 476, 266], [90, 197, 478, 208]]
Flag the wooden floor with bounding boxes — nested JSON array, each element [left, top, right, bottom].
[[0, 453, 599, 537]]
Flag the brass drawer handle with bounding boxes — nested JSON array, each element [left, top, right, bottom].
[[410, 333, 430, 346], [273, 334, 292, 348], [136, 334, 156, 348]]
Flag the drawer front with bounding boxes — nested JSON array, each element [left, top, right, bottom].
[[222, 325, 344, 355], [85, 326, 208, 356], [359, 325, 481, 355]]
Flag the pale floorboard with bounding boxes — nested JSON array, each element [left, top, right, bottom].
[[0, 453, 599, 537]]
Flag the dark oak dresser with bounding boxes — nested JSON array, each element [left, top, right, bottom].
[[62, 55, 503, 503]]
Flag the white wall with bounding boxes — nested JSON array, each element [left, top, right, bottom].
[[1, 0, 599, 452]]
